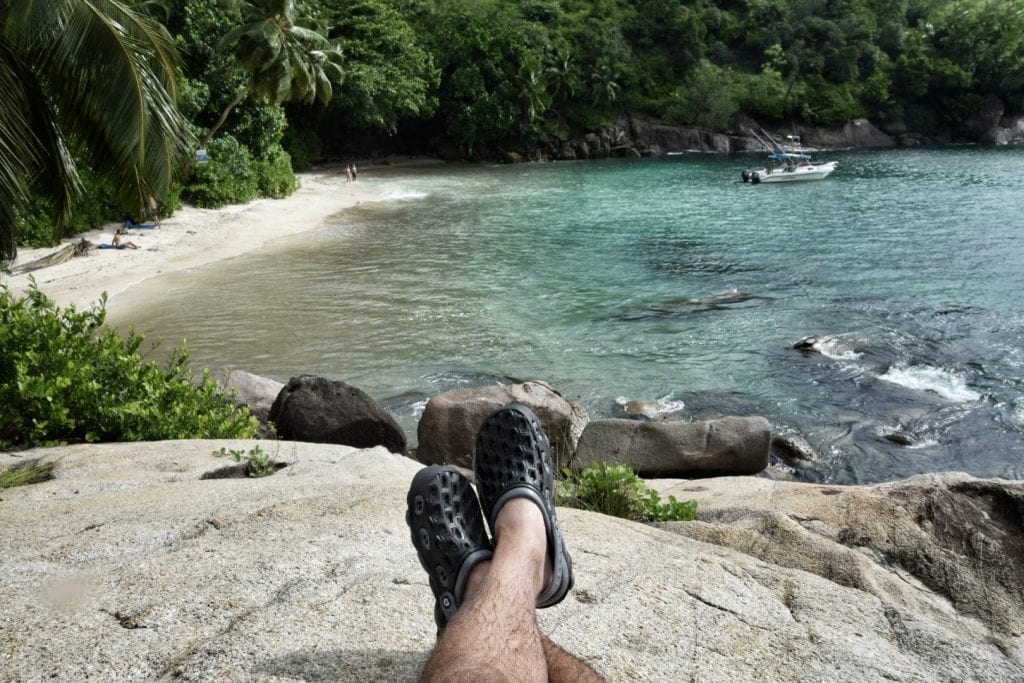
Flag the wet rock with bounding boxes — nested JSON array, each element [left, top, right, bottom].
[[884, 432, 916, 446], [772, 433, 820, 463], [268, 375, 406, 454], [574, 416, 771, 477], [792, 335, 824, 352]]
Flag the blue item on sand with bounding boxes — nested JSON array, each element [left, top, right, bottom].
[[124, 219, 158, 229]]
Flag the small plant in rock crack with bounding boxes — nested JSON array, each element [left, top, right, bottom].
[[214, 445, 276, 478], [557, 462, 697, 522]]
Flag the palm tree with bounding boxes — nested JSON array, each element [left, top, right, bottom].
[[0, 0, 192, 262], [199, 0, 344, 149]]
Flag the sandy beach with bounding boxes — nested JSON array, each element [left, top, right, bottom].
[[2, 165, 425, 311]]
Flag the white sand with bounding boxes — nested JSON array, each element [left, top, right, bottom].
[[3, 166, 419, 310]]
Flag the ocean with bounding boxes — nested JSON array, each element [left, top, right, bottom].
[[110, 147, 1024, 483]]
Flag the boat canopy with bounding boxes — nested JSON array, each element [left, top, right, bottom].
[[768, 152, 811, 160]]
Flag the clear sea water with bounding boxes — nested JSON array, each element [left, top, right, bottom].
[[111, 147, 1024, 484]]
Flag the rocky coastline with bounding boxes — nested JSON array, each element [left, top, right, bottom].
[[489, 101, 1024, 163]]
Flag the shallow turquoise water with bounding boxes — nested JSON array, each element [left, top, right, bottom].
[[113, 148, 1024, 483]]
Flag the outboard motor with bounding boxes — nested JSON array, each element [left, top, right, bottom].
[[751, 171, 761, 184], [741, 170, 751, 183]]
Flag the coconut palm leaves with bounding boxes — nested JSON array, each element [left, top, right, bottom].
[[202, 0, 343, 146], [0, 0, 192, 262]]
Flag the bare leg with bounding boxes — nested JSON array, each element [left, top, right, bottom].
[[543, 635, 604, 683], [420, 499, 603, 682]]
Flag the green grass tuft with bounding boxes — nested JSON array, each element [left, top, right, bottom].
[[0, 462, 55, 489], [557, 462, 697, 522]]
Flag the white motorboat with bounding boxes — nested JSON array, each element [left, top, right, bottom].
[[742, 152, 837, 184]]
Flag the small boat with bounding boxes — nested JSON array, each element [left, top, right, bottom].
[[742, 152, 838, 184]]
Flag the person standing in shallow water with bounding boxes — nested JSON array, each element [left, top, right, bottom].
[[345, 166, 353, 183], [406, 404, 604, 682]]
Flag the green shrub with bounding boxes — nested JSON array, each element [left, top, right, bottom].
[[557, 462, 697, 522], [0, 282, 258, 449], [664, 60, 739, 130], [254, 144, 299, 198], [183, 134, 259, 208], [15, 168, 123, 248]]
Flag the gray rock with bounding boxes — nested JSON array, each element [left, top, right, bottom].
[[415, 380, 588, 469], [268, 375, 406, 454], [772, 433, 820, 463], [800, 118, 895, 149], [654, 473, 1024, 644], [574, 416, 771, 477], [211, 369, 284, 424], [2, 445, 1021, 681], [962, 94, 1005, 142]]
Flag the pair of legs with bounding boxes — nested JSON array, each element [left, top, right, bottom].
[[421, 499, 601, 682], [407, 404, 602, 682]]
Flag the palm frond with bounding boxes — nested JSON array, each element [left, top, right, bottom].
[[7, 0, 192, 213], [0, 37, 79, 262]]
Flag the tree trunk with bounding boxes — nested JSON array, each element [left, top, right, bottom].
[[199, 88, 248, 150]]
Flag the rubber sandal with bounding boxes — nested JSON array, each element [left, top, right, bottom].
[[406, 466, 493, 633], [473, 403, 574, 608]]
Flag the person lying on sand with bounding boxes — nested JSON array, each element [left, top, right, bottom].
[[109, 229, 139, 250]]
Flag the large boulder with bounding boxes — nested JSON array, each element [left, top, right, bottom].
[[799, 118, 895, 149], [268, 375, 406, 454], [2, 444, 1021, 681], [962, 94, 1005, 142], [574, 416, 770, 477], [654, 472, 1024, 640], [415, 380, 589, 468], [211, 369, 283, 423]]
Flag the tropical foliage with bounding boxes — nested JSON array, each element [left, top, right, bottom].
[[0, 0, 192, 261], [5, 0, 1023, 250], [0, 282, 258, 449]]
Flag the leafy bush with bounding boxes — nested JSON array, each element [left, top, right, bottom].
[[558, 462, 697, 522], [664, 60, 739, 129], [183, 134, 259, 208], [254, 144, 299, 198], [15, 168, 123, 248], [0, 282, 258, 449]]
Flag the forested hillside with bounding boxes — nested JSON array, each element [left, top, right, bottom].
[[5, 0, 1023, 250], [290, 0, 1024, 159]]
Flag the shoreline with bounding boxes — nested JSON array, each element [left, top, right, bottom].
[[2, 160, 443, 311]]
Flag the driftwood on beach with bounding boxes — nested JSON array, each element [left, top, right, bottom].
[[12, 239, 93, 274]]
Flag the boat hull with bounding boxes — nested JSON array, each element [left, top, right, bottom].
[[753, 161, 838, 183]]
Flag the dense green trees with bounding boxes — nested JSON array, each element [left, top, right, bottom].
[[5, 0, 1023, 253]]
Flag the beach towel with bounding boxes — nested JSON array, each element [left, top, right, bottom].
[[124, 220, 158, 229]]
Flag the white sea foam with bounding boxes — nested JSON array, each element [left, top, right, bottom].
[[878, 364, 980, 402], [410, 399, 429, 418], [380, 189, 428, 201], [815, 336, 862, 360], [614, 395, 686, 416]]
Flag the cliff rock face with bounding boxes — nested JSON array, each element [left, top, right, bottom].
[[2, 443, 1021, 681], [540, 114, 898, 159]]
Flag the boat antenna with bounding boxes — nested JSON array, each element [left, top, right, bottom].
[[750, 126, 782, 152]]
